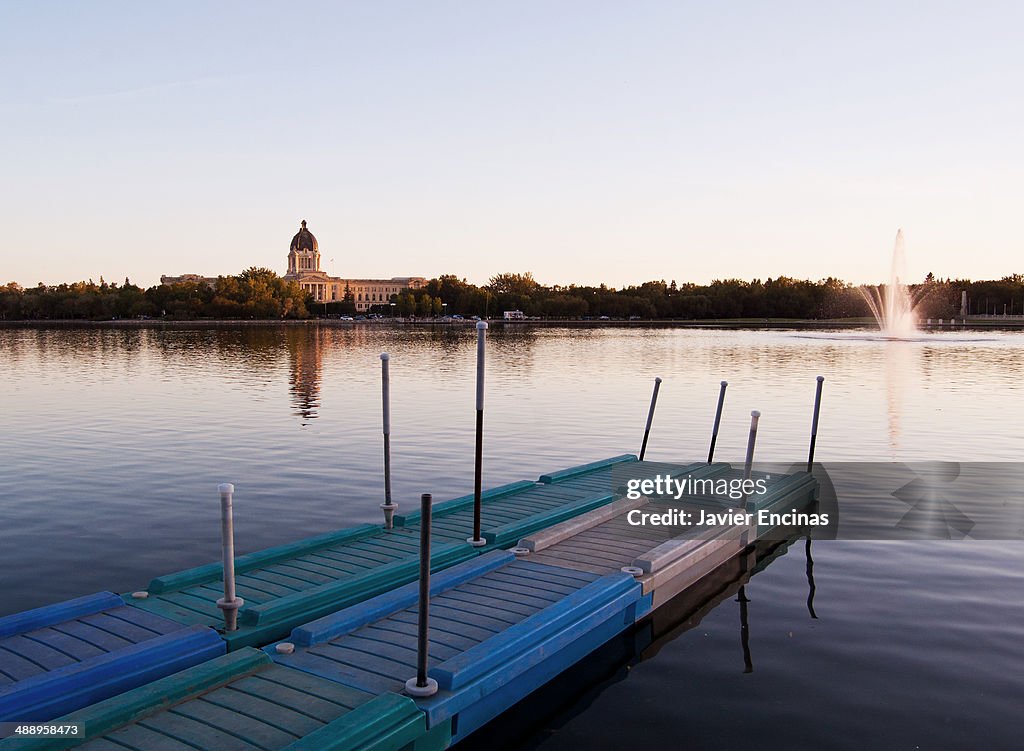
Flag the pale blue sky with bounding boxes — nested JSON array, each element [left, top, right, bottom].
[[2, 2, 1022, 287]]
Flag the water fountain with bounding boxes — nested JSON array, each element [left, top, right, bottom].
[[860, 229, 920, 338]]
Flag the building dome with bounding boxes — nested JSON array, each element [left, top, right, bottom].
[[290, 220, 318, 253]]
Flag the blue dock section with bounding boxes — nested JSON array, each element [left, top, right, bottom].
[[0, 592, 224, 723]]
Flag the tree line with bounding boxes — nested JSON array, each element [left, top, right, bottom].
[[0, 268, 310, 320], [404, 272, 1024, 320], [2, 268, 1023, 321]]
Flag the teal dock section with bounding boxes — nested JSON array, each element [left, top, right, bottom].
[[125, 455, 711, 649]]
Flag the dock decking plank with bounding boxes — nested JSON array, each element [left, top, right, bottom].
[[205, 688, 321, 737], [143, 711, 273, 751], [0, 645, 48, 681], [76, 612, 163, 644], [386, 610, 496, 643], [0, 636, 76, 674], [249, 666, 373, 710], [94, 724, 202, 751], [357, 621, 479, 653], [170, 694, 302, 746], [18, 627, 107, 662], [104, 606, 181, 635], [228, 676, 349, 724], [52, 620, 136, 652]]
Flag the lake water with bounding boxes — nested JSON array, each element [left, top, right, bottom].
[[1, 324, 1022, 749]]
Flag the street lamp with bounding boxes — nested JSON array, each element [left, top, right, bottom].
[[390, 302, 396, 319], [442, 302, 448, 319]]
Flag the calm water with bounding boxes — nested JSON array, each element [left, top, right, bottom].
[[1, 324, 1022, 749]]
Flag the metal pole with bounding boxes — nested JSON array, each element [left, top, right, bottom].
[[638, 377, 662, 461], [708, 380, 728, 463], [379, 353, 397, 528], [740, 410, 761, 522], [743, 410, 760, 482], [469, 322, 487, 546], [215, 483, 243, 631], [405, 493, 438, 697], [807, 375, 825, 473]]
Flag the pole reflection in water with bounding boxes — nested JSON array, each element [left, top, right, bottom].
[[737, 585, 753, 674], [461, 529, 817, 750], [806, 537, 818, 620]]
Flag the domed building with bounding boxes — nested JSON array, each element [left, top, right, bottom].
[[281, 219, 425, 310], [287, 220, 320, 275], [163, 219, 425, 311]]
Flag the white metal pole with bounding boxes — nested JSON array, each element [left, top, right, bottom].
[[215, 483, 244, 631], [743, 411, 761, 482], [380, 353, 397, 528]]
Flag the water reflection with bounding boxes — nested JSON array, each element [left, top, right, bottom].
[[287, 326, 324, 424], [737, 585, 753, 673], [805, 538, 818, 619], [884, 341, 913, 456]]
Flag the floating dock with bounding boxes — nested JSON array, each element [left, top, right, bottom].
[[257, 467, 817, 746], [0, 455, 819, 749]]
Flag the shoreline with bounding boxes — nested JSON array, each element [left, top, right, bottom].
[[2, 317, 1024, 330]]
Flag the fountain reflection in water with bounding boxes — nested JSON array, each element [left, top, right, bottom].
[[860, 229, 921, 338]]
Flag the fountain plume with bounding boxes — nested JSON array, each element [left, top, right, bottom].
[[860, 229, 921, 338]]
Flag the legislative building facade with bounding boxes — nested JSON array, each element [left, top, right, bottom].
[[162, 220, 426, 312]]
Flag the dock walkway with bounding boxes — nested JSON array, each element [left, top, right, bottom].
[[0, 457, 818, 749]]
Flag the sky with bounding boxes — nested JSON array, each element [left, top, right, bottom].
[[2, 1, 1022, 289]]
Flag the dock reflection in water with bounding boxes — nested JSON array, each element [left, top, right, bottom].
[[462, 531, 816, 750]]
